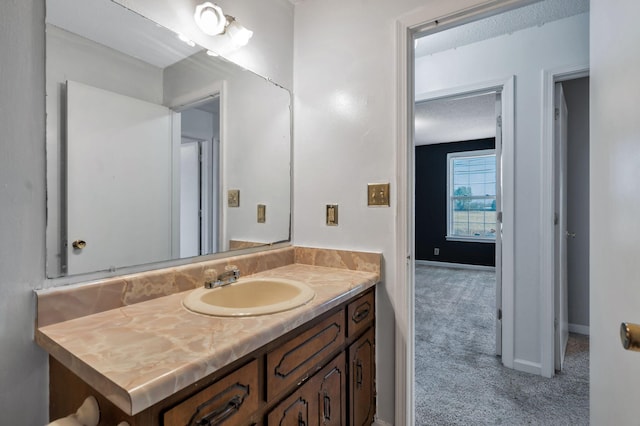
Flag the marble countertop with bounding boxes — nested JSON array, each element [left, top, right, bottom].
[[36, 263, 379, 416]]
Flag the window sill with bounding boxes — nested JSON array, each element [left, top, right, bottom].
[[445, 236, 496, 244]]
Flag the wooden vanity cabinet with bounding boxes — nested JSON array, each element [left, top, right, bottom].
[[48, 288, 376, 426]]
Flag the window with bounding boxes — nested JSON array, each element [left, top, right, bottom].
[[447, 149, 496, 242]]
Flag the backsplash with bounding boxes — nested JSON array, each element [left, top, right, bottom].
[[36, 246, 380, 327]]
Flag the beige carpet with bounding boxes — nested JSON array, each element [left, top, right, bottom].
[[414, 264, 589, 425]]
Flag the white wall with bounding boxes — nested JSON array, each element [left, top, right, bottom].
[[293, 0, 435, 422], [0, 0, 292, 422], [0, 1, 48, 424], [414, 13, 589, 371]]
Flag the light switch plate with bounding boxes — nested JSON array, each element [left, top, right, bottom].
[[368, 183, 390, 206], [228, 189, 240, 207], [326, 204, 338, 226], [257, 204, 266, 223]]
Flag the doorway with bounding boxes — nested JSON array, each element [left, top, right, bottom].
[[177, 96, 221, 258], [398, 1, 590, 424], [553, 75, 590, 371]]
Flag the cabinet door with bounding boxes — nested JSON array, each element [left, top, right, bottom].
[[315, 353, 346, 426], [268, 353, 346, 426], [267, 392, 314, 426], [349, 328, 375, 426]]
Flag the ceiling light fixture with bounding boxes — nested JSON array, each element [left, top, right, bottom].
[[194, 2, 226, 36]]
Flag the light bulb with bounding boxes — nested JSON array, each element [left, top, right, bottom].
[[194, 2, 226, 36], [226, 19, 253, 47]]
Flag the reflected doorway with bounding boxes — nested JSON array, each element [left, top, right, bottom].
[[178, 96, 221, 258]]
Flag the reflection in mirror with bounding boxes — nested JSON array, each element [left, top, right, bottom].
[[45, 0, 291, 278]]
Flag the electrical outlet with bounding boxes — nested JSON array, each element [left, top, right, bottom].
[[326, 204, 338, 226], [434, 248, 440, 255]]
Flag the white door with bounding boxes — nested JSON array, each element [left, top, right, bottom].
[[180, 140, 201, 258], [66, 80, 173, 275], [591, 0, 640, 421], [554, 82, 569, 371]]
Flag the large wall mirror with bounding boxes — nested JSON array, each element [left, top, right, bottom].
[[46, 0, 292, 278]]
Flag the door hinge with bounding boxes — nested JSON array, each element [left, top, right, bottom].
[[554, 108, 560, 121], [497, 211, 503, 223], [496, 115, 502, 128], [498, 309, 502, 321]]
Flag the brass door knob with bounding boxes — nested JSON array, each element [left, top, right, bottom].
[[620, 322, 640, 351], [72, 240, 87, 250]]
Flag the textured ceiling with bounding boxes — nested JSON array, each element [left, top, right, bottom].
[[415, 0, 589, 58], [415, 93, 497, 146]]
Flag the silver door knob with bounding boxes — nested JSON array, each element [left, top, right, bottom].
[[620, 322, 640, 351]]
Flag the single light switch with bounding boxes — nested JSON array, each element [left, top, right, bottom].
[[368, 183, 390, 206], [326, 204, 338, 226], [257, 204, 266, 223]]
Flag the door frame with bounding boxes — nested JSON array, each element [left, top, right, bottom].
[[540, 65, 589, 377], [415, 78, 515, 358], [167, 81, 226, 252], [395, 1, 531, 424]]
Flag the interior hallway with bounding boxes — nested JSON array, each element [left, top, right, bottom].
[[414, 264, 589, 425]]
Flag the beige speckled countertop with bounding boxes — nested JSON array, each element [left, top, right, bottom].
[[36, 263, 378, 416]]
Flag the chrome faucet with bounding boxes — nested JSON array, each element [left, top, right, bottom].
[[204, 268, 240, 289]]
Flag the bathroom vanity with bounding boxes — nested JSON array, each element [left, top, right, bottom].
[[36, 247, 379, 425]]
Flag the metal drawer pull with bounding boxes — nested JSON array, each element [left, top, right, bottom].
[[323, 392, 331, 420], [196, 395, 242, 426], [621, 322, 640, 351], [356, 360, 363, 388], [352, 303, 371, 323]]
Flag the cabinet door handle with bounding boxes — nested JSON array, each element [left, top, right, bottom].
[[323, 392, 331, 420], [356, 360, 363, 388], [298, 411, 306, 426], [196, 395, 241, 426]]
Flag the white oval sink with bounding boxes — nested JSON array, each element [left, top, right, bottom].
[[182, 278, 315, 317]]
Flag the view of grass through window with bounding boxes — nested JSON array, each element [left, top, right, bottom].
[[448, 151, 496, 240]]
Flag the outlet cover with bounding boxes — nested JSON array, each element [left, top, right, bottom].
[[368, 183, 390, 206], [257, 204, 266, 223], [228, 189, 240, 207]]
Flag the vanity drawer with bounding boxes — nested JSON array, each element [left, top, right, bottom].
[[347, 290, 375, 337], [266, 311, 345, 400], [163, 359, 259, 426]]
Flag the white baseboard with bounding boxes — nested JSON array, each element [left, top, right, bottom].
[[513, 358, 542, 375], [569, 323, 590, 335], [373, 417, 393, 426], [415, 260, 495, 271]]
